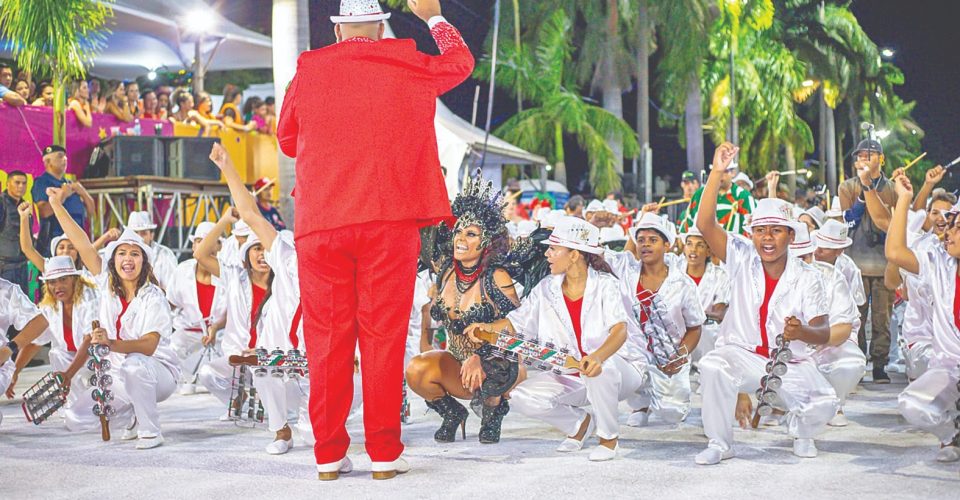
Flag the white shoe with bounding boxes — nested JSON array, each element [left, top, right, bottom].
[[935, 445, 960, 463], [178, 383, 197, 396], [556, 414, 596, 452], [219, 412, 233, 422], [136, 434, 164, 449], [793, 438, 818, 458], [828, 411, 849, 427], [265, 438, 293, 455], [588, 443, 619, 461], [371, 457, 410, 480], [695, 446, 734, 465], [121, 419, 139, 441], [626, 410, 650, 428], [317, 457, 353, 481]]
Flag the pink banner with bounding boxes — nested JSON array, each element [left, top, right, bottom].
[[0, 103, 173, 177]]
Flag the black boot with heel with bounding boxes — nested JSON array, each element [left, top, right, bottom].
[[425, 395, 468, 442]]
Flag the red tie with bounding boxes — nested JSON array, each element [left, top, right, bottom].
[[288, 303, 303, 349]]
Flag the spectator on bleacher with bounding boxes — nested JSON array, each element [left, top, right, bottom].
[[156, 88, 172, 119], [0, 170, 31, 293], [195, 92, 224, 131], [125, 80, 141, 118], [0, 62, 26, 107], [243, 97, 272, 135], [104, 80, 134, 122], [141, 88, 162, 120], [264, 96, 277, 131], [31, 145, 96, 258], [89, 79, 106, 113], [171, 90, 221, 135], [13, 79, 31, 102], [31, 81, 54, 107], [253, 177, 286, 231], [219, 84, 256, 133], [67, 80, 93, 127]]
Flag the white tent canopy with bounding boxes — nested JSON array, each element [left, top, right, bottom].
[[1, 0, 273, 79]]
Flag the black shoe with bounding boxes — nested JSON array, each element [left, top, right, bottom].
[[873, 366, 890, 384], [478, 398, 510, 444], [425, 395, 468, 443]]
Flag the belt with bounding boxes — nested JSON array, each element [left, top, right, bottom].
[[185, 327, 204, 333]]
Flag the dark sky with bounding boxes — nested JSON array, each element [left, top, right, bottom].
[[222, 1, 957, 190]]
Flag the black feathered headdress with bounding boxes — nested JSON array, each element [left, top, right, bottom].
[[449, 169, 509, 248]]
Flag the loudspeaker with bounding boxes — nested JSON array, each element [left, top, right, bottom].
[[168, 138, 222, 181], [108, 137, 165, 177]]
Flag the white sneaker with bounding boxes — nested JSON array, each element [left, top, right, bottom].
[[121, 419, 139, 441], [556, 414, 595, 452], [265, 438, 293, 455], [588, 443, 619, 461], [695, 446, 734, 465], [136, 434, 164, 450], [793, 438, 818, 458], [219, 412, 233, 422], [626, 410, 650, 428], [317, 457, 353, 481], [935, 445, 960, 463], [178, 383, 197, 396], [371, 457, 410, 480], [828, 411, 849, 427]]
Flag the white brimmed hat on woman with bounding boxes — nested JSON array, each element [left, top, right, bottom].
[[40, 255, 83, 282], [789, 224, 816, 258], [191, 221, 220, 242], [541, 216, 603, 255], [104, 229, 153, 264], [330, 0, 391, 23], [631, 212, 676, 247], [233, 220, 253, 237], [811, 219, 853, 249], [747, 198, 805, 233], [126, 211, 157, 231]]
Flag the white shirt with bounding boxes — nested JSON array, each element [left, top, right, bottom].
[[506, 268, 631, 366], [811, 261, 861, 343], [899, 233, 939, 345], [911, 242, 960, 367], [676, 259, 731, 313], [150, 242, 179, 291], [0, 279, 43, 350], [216, 260, 256, 357], [718, 236, 830, 361], [257, 232, 304, 351], [220, 235, 243, 267], [33, 285, 100, 353], [167, 259, 227, 335], [833, 253, 866, 307]]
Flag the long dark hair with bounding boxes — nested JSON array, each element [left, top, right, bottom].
[[245, 247, 276, 331], [584, 252, 616, 278], [107, 254, 160, 299]]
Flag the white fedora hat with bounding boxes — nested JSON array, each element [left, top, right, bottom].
[[599, 226, 627, 244], [747, 198, 804, 233], [50, 234, 70, 257], [104, 229, 153, 264], [239, 232, 263, 264], [631, 212, 676, 247], [733, 172, 754, 190], [802, 206, 827, 229], [602, 199, 621, 215], [540, 216, 604, 255], [679, 224, 704, 244], [330, 0, 391, 23], [232, 220, 253, 237], [39, 255, 82, 282], [584, 200, 605, 214], [126, 211, 157, 231], [825, 195, 843, 218], [812, 219, 853, 249], [192, 221, 220, 242], [789, 224, 816, 258]]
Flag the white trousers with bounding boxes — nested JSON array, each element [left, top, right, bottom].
[[252, 374, 314, 443], [510, 355, 644, 440], [699, 345, 839, 452], [898, 366, 960, 444], [903, 339, 934, 381], [630, 360, 691, 423], [0, 360, 12, 408], [169, 328, 205, 383], [198, 356, 234, 407], [691, 322, 719, 365], [47, 349, 98, 431], [112, 354, 177, 438], [812, 342, 866, 407]]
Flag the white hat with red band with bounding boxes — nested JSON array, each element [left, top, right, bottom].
[[789, 224, 816, 258], [40, 255, 82, 282], [746, 198, 804, 232], [540, 216, 604, 255], [631, 212, 676, 247], [811, 219, 853, 249], [330, 0, 391, 23]]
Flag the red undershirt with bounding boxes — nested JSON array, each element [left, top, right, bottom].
[[248, 284, 267, 349], [116, 297, 131, 340], [196, 281, 216, 320], [688, 273, 703, 286], [563, 295, 587, 356], [289, 304, 303, 349], [636, 280, 650, 324], [954, 274, 960, 333], [62, 310, 76, 352], [757, 271, 779, 358]]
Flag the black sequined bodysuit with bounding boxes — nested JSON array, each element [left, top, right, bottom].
[[430, 266, 517, 362]]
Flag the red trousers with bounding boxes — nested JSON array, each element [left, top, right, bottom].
[[298, 220, 420, 464]]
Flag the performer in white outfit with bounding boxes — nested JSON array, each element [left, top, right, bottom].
[[5, 256, 100, 431], [0, 279, 50, 428], [885, 176, 960, 463], [890, 209, 938, 381], [49, 186, 179, 449], [219, 220, 252, 267], [812, 220, 867, 308], [693, 142, 839, 465], [208, 143, 313, 455], [168, 221, 227, 395], [676, 226, 729, 365], [605, 212, 705, 427], [466, 216, 641, 462], [791, 226, 866, 427], [125, 211, 178, 290]]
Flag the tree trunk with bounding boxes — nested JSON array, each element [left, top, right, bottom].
[[826, 105, 837, 195], [553, 123, 567, 185], [635, 0, 650, 195], [602, 0, 623, 173], [53, 74, 66, 146], [818, 90, 827, 185], [684, 76, 703, 174], [272, 0, 310, 231], [513, 0, 522, 112]]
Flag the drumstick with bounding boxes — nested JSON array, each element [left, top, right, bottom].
[[658, 198, 691, 208], [944, 154, 960, 169], [253, 178, 276, 196], [902, 152, 927, 172], [777, 169, 810, 177]]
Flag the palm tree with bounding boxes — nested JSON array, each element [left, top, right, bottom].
[[474, 10, 640, 196], [0, 0, 113, 145]]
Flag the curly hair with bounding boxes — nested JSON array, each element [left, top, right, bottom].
[[107, 254, 160, 300]]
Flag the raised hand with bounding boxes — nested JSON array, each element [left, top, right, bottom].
[[712, 142, 739, 172], [893, 174, 913, 199], [408, 0, 442, 22], [220, 207, 239, 225], [925, 165, 946, 186], [17, 201, 32, 219], [209, 142, 228, 169]]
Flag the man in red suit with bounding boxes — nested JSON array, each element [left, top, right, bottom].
[[277, 0, 473, 481]]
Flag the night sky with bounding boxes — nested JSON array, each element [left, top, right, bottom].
[[222, 0, 957, 192]]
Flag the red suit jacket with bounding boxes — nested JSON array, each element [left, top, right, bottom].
[[277, 22, 474, 237]]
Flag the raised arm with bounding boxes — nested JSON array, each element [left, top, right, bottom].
[[913, 165, 945, 212], [884, 175, 920, 275], [409, 0, 475, 95], [17, 202, 45, 272], [209, 143, 277, 251], [47, 187, 101, 275], [765, 171, 780, 199], [695, 143, 739, 262], [194, 209, 236, 278]]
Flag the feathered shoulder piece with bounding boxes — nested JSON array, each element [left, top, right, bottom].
[[499, 227, 552, 298]]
